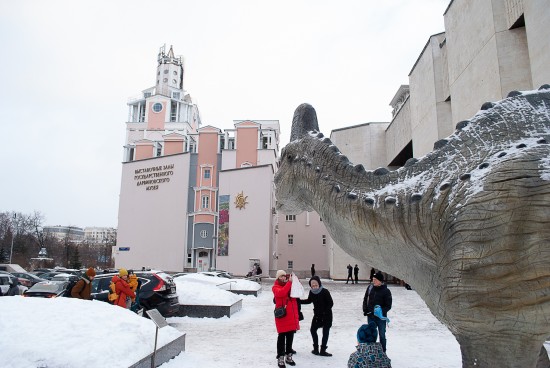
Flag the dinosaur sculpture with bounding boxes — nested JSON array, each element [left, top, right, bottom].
[[274, 86, 550, 368]]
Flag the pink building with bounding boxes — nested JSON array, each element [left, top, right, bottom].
[[116, 45, 332, 276]]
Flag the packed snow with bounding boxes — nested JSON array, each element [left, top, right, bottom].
[[0, 277, 468, 367]]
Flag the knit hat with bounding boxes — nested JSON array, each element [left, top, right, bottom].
[[357, 322, 378, 343], [309, 275, 322, 287], [373, 271, 384, 282], [119, 268, 128, 277], [86, 267, 96, 277], [276, 270, 286, 279]]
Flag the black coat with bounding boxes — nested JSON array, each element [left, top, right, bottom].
[[301, 287, 334, 327], [362, 284, 392, 318]]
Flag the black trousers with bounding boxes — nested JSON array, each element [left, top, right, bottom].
[[311, 324, 331, 347], [277, 331, 295, 357]]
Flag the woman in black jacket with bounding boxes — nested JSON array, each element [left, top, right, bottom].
[[300, 276, 334, 357]]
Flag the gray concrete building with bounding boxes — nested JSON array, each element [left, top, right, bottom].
[[329, 0, 549, 280]]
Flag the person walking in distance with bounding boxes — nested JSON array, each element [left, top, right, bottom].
[[354, 264, 359, 284], [369, 268, 376, 282], [362, 271, 392, 352], [346, 264, 353, 284], [71, 267, 96, 300], [311, 264, 316, 278], [300, 276, 334, 357], [273, 270, 300, 367]]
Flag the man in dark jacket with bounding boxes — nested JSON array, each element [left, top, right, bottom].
[[362, 271, 392, 352]]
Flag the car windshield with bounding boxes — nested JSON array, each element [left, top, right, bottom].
[[28, 282, 66, 293]]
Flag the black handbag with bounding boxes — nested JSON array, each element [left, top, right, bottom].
[[274, 298, 288, 318]]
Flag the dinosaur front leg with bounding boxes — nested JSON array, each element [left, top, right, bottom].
[[456, 334, 543, 368]]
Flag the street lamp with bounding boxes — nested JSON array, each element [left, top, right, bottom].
[[9, 213, 16, 264]]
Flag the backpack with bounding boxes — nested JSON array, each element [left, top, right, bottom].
[[108, 280, 118, 303]]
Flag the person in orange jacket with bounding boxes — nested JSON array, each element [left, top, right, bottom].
[[111, 268, 135, 309]]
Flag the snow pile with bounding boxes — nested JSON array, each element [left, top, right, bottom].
[[174, 274, 242, 306], [0, 296, 183, 368]]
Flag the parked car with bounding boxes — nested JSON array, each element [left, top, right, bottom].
[[23, 280, 73, 298], [199, 270, 233, 279], [37, 271, 76, 280], [91, 271, 179, 317], [10, 272, 47, 287], [0, 273, 29, 295], [0, 273, 16, 294]]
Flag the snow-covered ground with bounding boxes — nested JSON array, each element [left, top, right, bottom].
[[165, 279, 462, 367], [1, 278, 464, 367]]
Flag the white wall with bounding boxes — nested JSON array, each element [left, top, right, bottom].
[[115, 154, 190, 272]]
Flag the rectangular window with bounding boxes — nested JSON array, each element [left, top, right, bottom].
[[322, 235, 327, 245], [204, 169, 211, 179], [288, 234, 294, 245], [172, 92, 180, 100], [170, 101, 177, 122], [285, 215, 296, 222], [187, 253, 192, 264], [202, 195, 210, 209], [287, 261, 293, 269]]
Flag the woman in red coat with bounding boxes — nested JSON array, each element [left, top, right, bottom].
[[273, 270, 300, 367], [112, 268, 135, 309]]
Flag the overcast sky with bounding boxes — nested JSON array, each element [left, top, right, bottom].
[[0, 0, 448, 228]]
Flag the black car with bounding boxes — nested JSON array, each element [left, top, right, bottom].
[[91, 271, 179, 317], [23, 280, 74, 298]]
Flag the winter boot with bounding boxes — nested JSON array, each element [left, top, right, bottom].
[[311, 344, 319, 355], [277, 355, 286, 367], [320, 345, 332, 357], [285, 353, 296, 366]]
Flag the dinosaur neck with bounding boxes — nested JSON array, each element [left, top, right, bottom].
[[292, 134, 438, 279]]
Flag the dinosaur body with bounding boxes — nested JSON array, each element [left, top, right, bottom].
[[274, 86, 550, 367]]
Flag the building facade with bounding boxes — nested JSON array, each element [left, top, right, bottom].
[[43, 226, 85, 243], [329, 0, 549, 279], [115, 45, 332, 276]]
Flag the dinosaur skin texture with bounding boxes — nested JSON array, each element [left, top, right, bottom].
[[274, 86, 550, 368]]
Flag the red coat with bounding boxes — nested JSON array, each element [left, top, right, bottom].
[[112, 275, 136, 308], [272, 279, 300, 333]]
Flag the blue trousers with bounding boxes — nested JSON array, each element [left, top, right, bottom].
[[368, 315, 387, 352]]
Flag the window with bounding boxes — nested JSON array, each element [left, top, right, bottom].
[[285, 215, 296, 222], [288, 234, 294, 245], [287, 261, 293, 269], [170, 101, 177, 122], [173, 70, 177, 75], [144, 92, 152, 98], [204, 169, 211, 179], [172, 79, 177, 84], [322, 235, 327, 245], [164, 69, 168, 74], [202, 195, 210, 209], [156, 145, 162, 157], [187, 253, 192, 264], [172, 92, 180, 100], [152, 103, 163, 113], [200, 230, 208, 238], [163, 78, 168, 82]]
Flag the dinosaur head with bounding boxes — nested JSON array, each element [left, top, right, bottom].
[[275, 103, 320, 214]]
